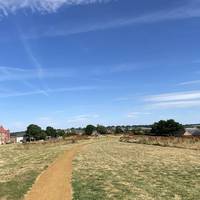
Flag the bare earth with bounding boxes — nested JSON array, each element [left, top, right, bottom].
[[24, 144, 84, 200]]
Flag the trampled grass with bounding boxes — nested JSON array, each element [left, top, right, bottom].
[[72, 137, 200, 200], [0, 141, 75, 200]]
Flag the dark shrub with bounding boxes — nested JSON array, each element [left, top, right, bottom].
[[151, 119, 184, 137], [85, 125, 96, 135], [25, 124, 43, 141], [115, 126, 123, 134], [96, 125, 107, 135]]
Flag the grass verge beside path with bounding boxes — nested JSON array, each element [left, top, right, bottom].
[[72, 137, 200, 200], [0, 141, 75, 200]]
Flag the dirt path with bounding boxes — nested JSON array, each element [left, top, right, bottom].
[[24, 144, 84, 200]]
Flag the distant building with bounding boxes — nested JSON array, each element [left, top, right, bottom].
[[64, 128, 84, 135], [184, 128, 200, 136], [10, 131, 26, 143], [0, 126, 10, 144]]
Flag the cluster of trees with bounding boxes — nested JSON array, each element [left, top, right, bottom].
[[84, 119, 185, 137], [24, 119, 186, 140], [84, 125, 108, 135], [151, 119, 185, 137], [25, 124, 65, 141], [84, 125, 150, 135]]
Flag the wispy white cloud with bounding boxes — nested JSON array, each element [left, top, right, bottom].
[[0, 62, 138, 82], [146, 91, 200, 102], [0, 66, 71, 82], [127, 112, 151, 118], [19, 35, 44, 79], [22, 0, 200, 38], [0, 85, 98, 98], [145, 90, 200, 109], [0, 0, 199, 38], [114, 93, 143, 102], [0, 0, 111, 16], [150, 100, 200, 109], [179, 80, 200, 86]]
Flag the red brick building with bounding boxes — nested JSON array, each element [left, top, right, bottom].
[[0, 126, 10, 144]]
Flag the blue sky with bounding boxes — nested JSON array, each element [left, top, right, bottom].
[[0, 0, 200, 131]]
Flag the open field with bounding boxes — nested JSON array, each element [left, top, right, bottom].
[[1, 136, 200, 200], [120, 135, 200, 150], [0, 140, 77, 200], [72, 136, 200, 200]]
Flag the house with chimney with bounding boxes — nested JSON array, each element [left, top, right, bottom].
[[0, 126, 10, 144]]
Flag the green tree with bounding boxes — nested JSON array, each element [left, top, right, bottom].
[[57, 129, 65, 137], [85, 125, 96, 135], [25, 124, 42, 140], [96, 125, 107, 135], [115, 126, 123, 134], [38, 130, 47, 140], [46, 126, 57, 138], [151, 119, 184, 137]]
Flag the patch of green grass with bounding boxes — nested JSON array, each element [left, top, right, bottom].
[[0, 141, 75, 200], [73, 172, 107, 200], [72, 137, 200, 200], [0, 171, 38, 200]]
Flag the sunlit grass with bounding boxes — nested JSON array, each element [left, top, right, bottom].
[[72, 137, 200, 200], [0, 141, 75, 200]]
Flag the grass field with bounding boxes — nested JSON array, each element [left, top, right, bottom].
[[72, 136, 200, 200], [120, 135, 200, 150], [1, 136, 200, 200], [0, 140, 75, 200]]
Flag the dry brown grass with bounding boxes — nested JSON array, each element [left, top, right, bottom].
[[120, 135, 200, 150], [0, 140, 79, 200], [72, 136, 200, 200]]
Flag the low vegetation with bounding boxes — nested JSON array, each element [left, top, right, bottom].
[[120, 135, 200, 150], [151, 119, 185, 137], [72, 137, 200, 200], [24, 124, 65, 141], [0, 140, 75, 200], [2, 119, 200, 200]]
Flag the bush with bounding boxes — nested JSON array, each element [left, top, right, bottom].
[[25, 124, 43, 141], [115, 126, 123, 134], [57, 129, 65, 137], [96, 125, 107, 135], [132, 128, 145, 135], [151, 119, 185, 137], [85, 125, 96, 135], [46, 126, 57, 138]]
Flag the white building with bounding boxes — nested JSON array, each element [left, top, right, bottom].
[[16, 136, 24, 143]]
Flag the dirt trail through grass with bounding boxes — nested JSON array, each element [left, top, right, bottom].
[[24, 144, 84, 200]]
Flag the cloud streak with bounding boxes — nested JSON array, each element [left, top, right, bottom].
[[0, 66, 71, 82], [150, 100, 200, 109], [0, 0, 110, 15], [127, 112, 151, 118], [1, 0, 199, 39], [179, 80, 200, 86], [146, 91, 200, 102], [0, 85, 98, 98], [145, 90, 200, 109], [23, 0, 200, 39]]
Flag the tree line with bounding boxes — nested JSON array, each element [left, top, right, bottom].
[[24, 119, 188, 141], [25, 124, 65, 141]]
